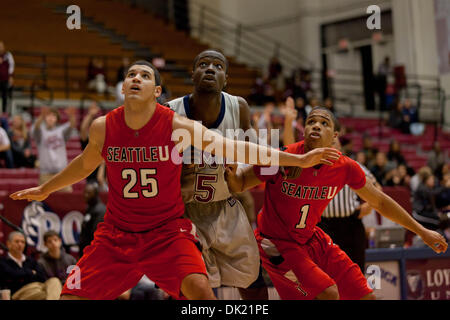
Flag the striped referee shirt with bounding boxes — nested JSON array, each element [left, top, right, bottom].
[[322, 163, 375, 218]]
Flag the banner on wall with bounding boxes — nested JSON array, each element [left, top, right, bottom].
[[406, 258, 450, 300]]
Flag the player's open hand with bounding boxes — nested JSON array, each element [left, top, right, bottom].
[[10, 186, 50, 202], [297, 147, 341, 168], [420, 229, 448, 254]]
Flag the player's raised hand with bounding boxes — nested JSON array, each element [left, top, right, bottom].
[[10, 186, 50, 202], [296, 147, 341, 168], [420, 229, 448, 254]]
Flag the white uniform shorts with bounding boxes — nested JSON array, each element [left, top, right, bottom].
[[184, 197, 260, 288]]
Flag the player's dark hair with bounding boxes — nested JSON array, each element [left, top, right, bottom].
[[43, 230, 60, 243], [193, 49, 229, 72], [307, 106, 341, 132], [127, 60, 161, 86]]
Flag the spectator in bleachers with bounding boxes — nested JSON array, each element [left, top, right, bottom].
[[376, 56, 390, 111], [116, 57, 130, 84], [388, 99, 404, 130], [0, 231, 61, 300], [340, 136, 355, 159], [427, 141, 445, 175], [370, 151, 395, 186], [323, 97, 336, 115], [412, 172, 441, 239], [0, 124, 13, 168], [410, 166, 433, 193], [385, 164, 411, 188], [291, 68, 307, 101], [356, 151, 369, 168], [248, 75, 266, 106], [294, 96, 308, 124], [31, 106, 77, 192], [305, 96, 319, 115], [37, 230, 77, 286], [387, 139, 406, 167], [437, 171, 450, 215], [267, 56, 285, 103], [0, 41, 14, 114], [8, 114, 36, 168], [401, 98, 419, 134], [87, 57, 107, 94], [361, 135, 378, 168], [78, 182, 106, 257]]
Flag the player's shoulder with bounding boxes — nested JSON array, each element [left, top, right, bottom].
[[335, 154, 359, 167], [165, 95, 185, 109], [282, 140, 304, 154], [90, 115, 106, 130]]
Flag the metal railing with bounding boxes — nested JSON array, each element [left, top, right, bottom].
[[188, 1, 315, 71]]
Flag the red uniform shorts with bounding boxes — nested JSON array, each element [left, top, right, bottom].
[[61, 218, 207, 300], [256, 227, 372, 300]]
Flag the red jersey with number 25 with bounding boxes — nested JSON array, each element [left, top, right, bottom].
[[101, 104, 184, 232], [254, 141, 366, 244]]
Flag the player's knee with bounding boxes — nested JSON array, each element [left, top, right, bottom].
[[316, 285, 340, 300], [181, 273, 216, 300]]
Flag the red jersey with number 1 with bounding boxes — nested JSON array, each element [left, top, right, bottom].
[[254, 141, 366, 244], [101, 104, 184, 232]]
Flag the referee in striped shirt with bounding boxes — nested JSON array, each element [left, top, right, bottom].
[[318, 137, 380, 272]]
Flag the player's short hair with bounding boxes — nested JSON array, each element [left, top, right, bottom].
[[307, 106, 340, 132], [127, 60, 161, 86], [43, 230, 60, 243], [192, 49, 229, 72]]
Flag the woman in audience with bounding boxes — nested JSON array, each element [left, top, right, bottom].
[[8, 114, 35, 168]]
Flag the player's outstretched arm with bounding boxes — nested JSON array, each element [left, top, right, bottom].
[[172, 113, 340, 167], [10, 117, 105, 202], [354, 181, 448, 254]]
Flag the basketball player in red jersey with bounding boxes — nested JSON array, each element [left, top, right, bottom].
[[10, 61, 340, 300], [225, 106, 448, 300]]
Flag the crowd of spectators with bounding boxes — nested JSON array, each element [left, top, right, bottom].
[[248, 56, 315, 108]]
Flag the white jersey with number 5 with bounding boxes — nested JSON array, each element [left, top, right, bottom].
[[168, 92, 240, 203]]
